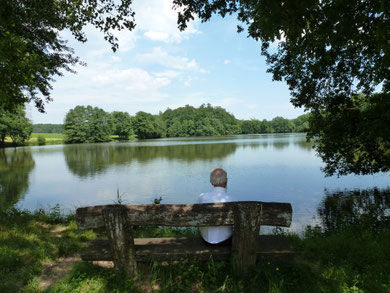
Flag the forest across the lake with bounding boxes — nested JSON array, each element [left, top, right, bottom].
[[41, 104, 309, 143]]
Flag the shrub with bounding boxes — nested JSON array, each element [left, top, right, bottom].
[[37, 135, 46, 145]]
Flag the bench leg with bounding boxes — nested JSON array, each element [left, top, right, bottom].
[[232, 203, 262, 275], [103, 206, 137, 279]]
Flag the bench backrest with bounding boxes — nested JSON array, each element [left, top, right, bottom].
[[76, 201, 292, 230], [76, 201, 292, 278]]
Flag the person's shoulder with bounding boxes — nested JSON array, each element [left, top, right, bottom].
[[198, 192, 211, 203], [198, 192, 206, 202], [225, 193, 236, 202]]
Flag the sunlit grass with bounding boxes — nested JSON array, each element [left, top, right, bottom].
[[3, 133, 137, 147]]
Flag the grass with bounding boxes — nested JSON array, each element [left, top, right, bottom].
[[0, 206, 95, 292], [1, 205, 390, 292], [2, 133, 137, 147], [30, 133, 64, 145], [3, 133, 64, 146]]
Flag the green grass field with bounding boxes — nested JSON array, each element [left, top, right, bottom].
[[30, 133, 64, 143], [4, 133, 64, 146], [3, 133, 138, 147]]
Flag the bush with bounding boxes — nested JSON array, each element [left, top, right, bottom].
[[37, 135, 46, 145]]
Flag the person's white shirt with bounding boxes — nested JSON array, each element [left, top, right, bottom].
[[198, 186, 235, 244]]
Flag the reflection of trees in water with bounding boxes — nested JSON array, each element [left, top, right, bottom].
[[318, 188, 390, 232], [293, 140, 313, 152], [270, 141, 289, 150], [0, 148, 35, 210], [64, 143, 237, 178]]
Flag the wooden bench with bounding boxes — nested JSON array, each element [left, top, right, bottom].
[[76, 201, 292, 278]]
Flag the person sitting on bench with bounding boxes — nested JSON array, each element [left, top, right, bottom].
[[198, 168, 235, 245]]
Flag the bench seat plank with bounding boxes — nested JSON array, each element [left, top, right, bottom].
[[76, 202, 292, 230], [81, 235, 294, 262]]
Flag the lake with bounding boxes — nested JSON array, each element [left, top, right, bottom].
[[1, 133, 389, 233]]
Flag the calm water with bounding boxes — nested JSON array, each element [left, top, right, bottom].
[[1, 133, 389, 232]]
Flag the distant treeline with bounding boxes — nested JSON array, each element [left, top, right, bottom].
[[62, 104, 310, 143], [33, 124, 63, 133]]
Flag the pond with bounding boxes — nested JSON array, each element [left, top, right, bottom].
[[1, 133, 389, 232]]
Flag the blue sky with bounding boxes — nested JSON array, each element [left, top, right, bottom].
[[29, 0, 305, 124]]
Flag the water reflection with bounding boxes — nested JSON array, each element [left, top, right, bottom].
[[64, 142, 238, 178], [63, 135, 315, 178], [318, 188, 390, 232], [0, 148, 35, 210]]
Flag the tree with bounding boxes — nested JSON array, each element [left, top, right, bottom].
[[133, 111, 166, 139], [259, 119, 271, 133], [0, 106, 33, 145], [111, 111, 133, 140], [33, 124, 63, 133], [241, 119, 261, 134], [63, 105, 112, 143], [1, 0, 135, 113], [173, 0, 389, 175], [308, 93, 390, 176], [293, 114, 311, 133], [162, 104, 241, 137], [270, 117, 295, 133]]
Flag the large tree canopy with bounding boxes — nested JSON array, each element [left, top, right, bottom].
[[173, 0, 389, 176], [63, 105, 112, 143], [0, 106, 33, 144], [0, 0, 135, 112]]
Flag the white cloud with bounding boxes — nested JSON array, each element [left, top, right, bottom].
[[30, 58, 175, 123], [111, 56, 121, 62], [137, 47, 204, 72], [133, 0, 199, 43], [91, 68, 171, 91], [112, 28, 138, 52], [144, 31, 170, 42], [184, 77, 192, 87], [224, 59, 231, 65], [153, 70, 180, 78]]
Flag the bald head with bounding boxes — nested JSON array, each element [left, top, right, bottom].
[[210, 168, 227, 187]]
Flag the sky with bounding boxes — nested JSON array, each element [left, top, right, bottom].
[[29, 0, 305, 124]]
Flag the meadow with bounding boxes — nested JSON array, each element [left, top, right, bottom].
[[3, 133, 135, 147]]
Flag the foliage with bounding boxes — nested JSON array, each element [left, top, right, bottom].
[[63, 105, 113, 144], [0, 0, 136, 113], [111, 111, 133, 140], [173, 0, 389, 175], [0, 106, 33, 145], [132, 111, 166, 139], [162, 104, 241, 137], [270, 116, 295, 133], [37, 135, 46, 146], [241, 119, 261, 134], [298, 188, 390, 293], [293, 113, 311, 133], [308, 93, 390, 176], [33, 123, 63, 133]]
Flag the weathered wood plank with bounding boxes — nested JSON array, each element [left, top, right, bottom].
[[81, 236, 294, 262], [76, 202, 292, 230], [232, 203, 262, 274], [102, 206, 137, 279]]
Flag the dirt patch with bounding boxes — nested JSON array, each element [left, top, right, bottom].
[[39, 255, 81, 291]]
